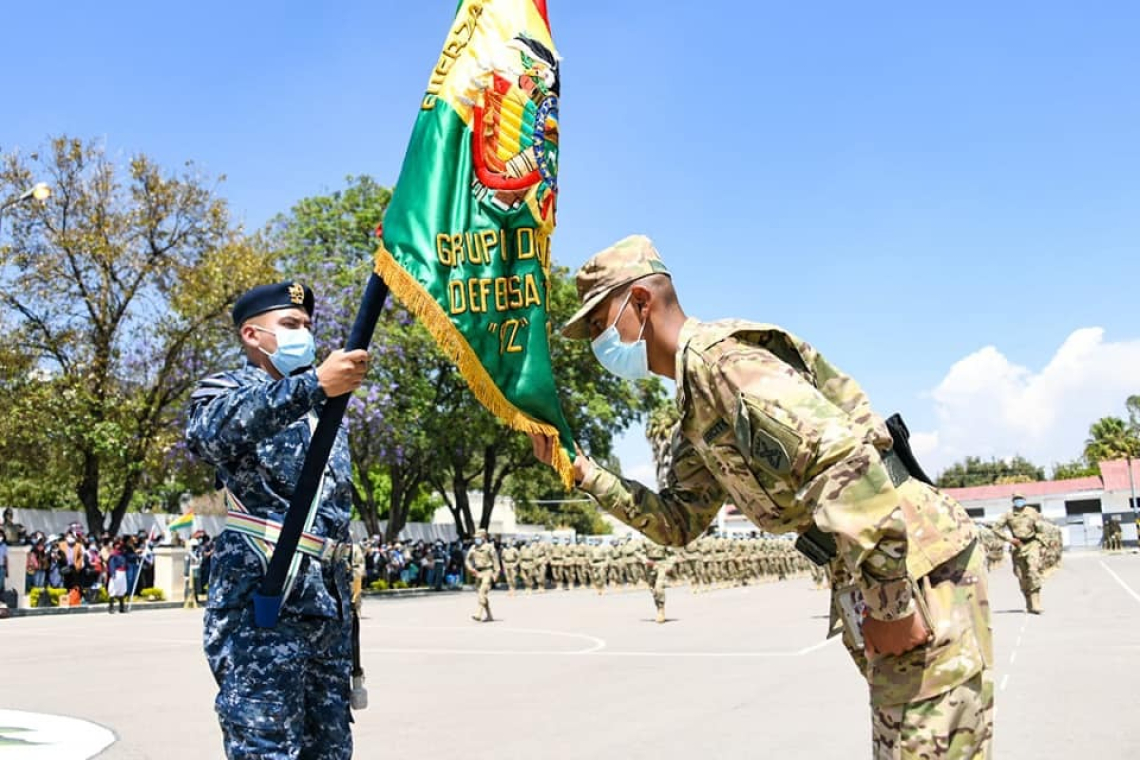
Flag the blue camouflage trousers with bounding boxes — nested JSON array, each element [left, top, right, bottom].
[[204, 606, 353, 760]]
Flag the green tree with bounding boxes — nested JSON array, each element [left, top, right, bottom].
[[269, 178, 662, 540], [1125, 395, 1140, 432], [1083, 416, 1140, 465], [0, 137, 274, 534], [266, 175, 442, 540], [936, 455, 1044, 489], [1051, 458, 1098, 480]]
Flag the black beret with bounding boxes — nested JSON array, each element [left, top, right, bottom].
[[232, 281, 315, 326]]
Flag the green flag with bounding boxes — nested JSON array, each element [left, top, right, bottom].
[[374, 0, 575, 486]]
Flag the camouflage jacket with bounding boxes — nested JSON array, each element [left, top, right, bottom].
[[579, 319, 976, 622], [185, 364, 352, 620], [465, 543, 501, 576], [992, 507, 1049, 549]]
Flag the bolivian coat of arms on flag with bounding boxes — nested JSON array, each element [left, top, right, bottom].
[[374, 0, 576, 485]]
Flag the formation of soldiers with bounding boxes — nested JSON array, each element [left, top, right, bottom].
[[494, 533, 816, 599]]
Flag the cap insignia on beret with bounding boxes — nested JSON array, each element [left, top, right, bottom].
[[288, 282, 305, 305]]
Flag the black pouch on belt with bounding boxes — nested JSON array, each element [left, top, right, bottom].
[[884, 413, 935, 486]]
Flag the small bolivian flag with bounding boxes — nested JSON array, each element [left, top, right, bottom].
[[169, 512, 195, 532], [374, 0, 575, 486]]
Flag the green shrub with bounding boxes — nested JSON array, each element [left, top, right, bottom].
[[138, 587, 166, 602], [28, 587, 67, 607], [393, 580, 409, 590], [368, 580, 388, 591]]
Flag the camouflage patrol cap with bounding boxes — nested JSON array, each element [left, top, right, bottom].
[[475, 529, 488, 539], [1011, 492, 1025, 502], [561, 234, 671, 339]]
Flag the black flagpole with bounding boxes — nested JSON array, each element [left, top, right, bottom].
[[253, 273, 390, 628]]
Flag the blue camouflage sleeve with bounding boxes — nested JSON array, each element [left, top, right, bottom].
[[185, 368, 327, 466]]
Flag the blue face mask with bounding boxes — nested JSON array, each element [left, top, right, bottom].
[[1013, 499, 1027, 509], [254, 325, 316, 376], [591, 292, 649, 381]]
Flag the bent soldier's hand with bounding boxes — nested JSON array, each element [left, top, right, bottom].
[[1010, 537, 1023, 548], [317, 349, 369, 397], [863, 612, 932, 658]]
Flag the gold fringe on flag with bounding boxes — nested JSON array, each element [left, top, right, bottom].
[[374, 247, 576, 489]]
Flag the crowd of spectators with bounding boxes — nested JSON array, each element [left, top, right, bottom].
[[1, 508, 159, 612], [362, 537, 467, 590]]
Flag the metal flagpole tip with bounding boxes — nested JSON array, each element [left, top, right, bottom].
[[252, 592, 282, 628]]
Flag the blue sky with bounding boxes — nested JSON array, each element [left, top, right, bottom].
[[5, 1, 1139, 479]]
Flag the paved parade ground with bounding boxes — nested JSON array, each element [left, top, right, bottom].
[[4, 551, 1139, 759]]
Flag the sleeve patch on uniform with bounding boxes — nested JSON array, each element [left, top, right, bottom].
[[703, 419, 730, 445], [735, 394, 800, 477], [752, 428, 791, 474]]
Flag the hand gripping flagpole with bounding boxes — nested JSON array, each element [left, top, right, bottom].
[[252, 272, 389, 628]]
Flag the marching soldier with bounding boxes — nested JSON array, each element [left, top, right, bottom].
[[645, 540, 672, 623], [535, 537, 551, 592], [518, 539, 538, 594], [589, 539, 611, 594], [464, 529, 501, 622], [500, 539, 521, 597], [531, 237, 993, 758], [187, 281, 367, 759], [551, 538, 570, 590], [991, 493, 1049, 614]]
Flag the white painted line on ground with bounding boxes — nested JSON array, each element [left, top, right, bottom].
[[0, 710, 115, 760], [365, 625, 608, 654], [365, 635, 839, 659], [1100, 560, 1140, 606], [1000, 674, 1010, 692], [1009, 651, 1017, 665]]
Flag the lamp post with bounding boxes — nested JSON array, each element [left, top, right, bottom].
[[0, 182, 52, 234]]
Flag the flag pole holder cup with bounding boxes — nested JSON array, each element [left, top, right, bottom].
[[252, 592, 282, 628]]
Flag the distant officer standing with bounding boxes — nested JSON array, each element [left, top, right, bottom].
[[186, 281, 368, 760], [991, 493, 1049, 614], [531, 237, 993, 759], [465, 529, 501, 622]]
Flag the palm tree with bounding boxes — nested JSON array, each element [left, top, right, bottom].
[[1085, 415, 1140, 517], [1083, 417, 1140, 465], [645, 402, 681, 489]]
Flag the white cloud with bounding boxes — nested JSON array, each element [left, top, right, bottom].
[[915, 328, 1140, 475]]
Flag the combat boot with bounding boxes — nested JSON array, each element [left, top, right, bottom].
[[655, 607, 666, 624], [1029, 592, 1043, 615]]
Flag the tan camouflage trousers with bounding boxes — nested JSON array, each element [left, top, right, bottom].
[[1011, 544, 1041, 595], [519, 565, 536, 591], [647, 561, 670, 609], [474, 573, 493, 620], [503, 563, 519, 593], [590, 564, 608, 591], [872, 670, 993, 759]]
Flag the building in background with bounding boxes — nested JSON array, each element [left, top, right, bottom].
[[944, 458, 1140, 549]]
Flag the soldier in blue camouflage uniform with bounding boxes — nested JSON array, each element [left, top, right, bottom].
[[186, 281, 369, 760]]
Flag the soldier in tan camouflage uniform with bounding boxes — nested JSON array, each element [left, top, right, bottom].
[[991, 493, 1049, 614], [518, 538, 536, 593], [464, 529, 501, 622], [645, 540, 672, 623], [531, 236, 993, 759], [500, 539, 521, 597], [550, 539, 569, 590]]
